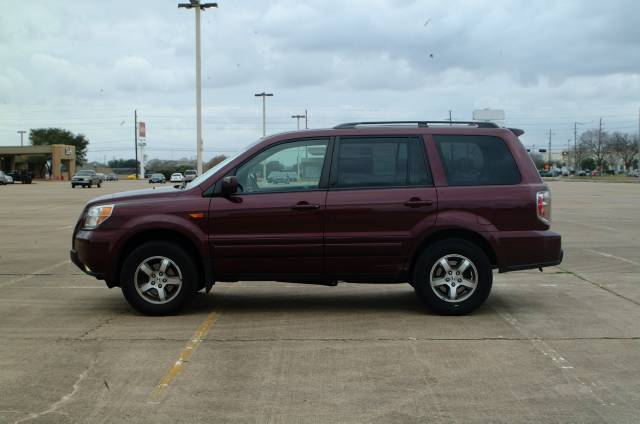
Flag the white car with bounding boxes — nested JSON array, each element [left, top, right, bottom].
[[170, 173, 184, 183], [0, 171, 13, 185]]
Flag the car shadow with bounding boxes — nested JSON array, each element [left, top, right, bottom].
[[179, 284, 495, 317]]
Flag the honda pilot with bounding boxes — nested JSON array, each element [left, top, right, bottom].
[[71, 121, 562, 315]]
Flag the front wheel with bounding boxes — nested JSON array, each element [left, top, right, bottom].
[[121, 242, 197, 315], [413, 239, 492, 315]]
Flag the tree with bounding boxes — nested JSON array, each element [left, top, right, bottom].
[[608, 132, 639, 170], [529, 153, 545, 170], [30, 128, 89, 165], [108, 158, 138, 169], [579, 129, 609, 169], [581, 157, 596, 171], [204, 155, 228, 171]]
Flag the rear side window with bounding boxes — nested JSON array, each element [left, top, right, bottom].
[[434, 135, 520, 186], [333, 137, 432, 188]]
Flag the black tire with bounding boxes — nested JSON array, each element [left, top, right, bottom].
[[121, 241, 198, 315], [97, 182, 101, 188], [413, 239, 492, 315], [71, 184, 75, 188]]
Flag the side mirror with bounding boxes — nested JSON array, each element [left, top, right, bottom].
[[221, 176, 238, 195]]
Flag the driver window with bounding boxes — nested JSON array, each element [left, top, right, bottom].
[[235, 139, 329, 193]]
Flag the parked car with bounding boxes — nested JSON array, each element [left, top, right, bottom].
[[105, 173, 118, 181], [71, 120, 562, 316], [591, 170, 600, 177], [71, 170, 101, 188], [0, 171, 14, 185], [577, 170, 588, 176], [183, 169, 197, 182], [627, 170, 639, 177], [267, 171, 290, 184], [8, 170, 33, 184], [149, 173, 166, 184], [170, 173, 184, 183], [127, 174, 137, 180]]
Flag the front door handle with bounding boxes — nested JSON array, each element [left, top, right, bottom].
[[404, 197, 434, 208], [291, 201, 320, 211]]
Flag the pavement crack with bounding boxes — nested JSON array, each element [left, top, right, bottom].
[[558, 265, 640, 307], [12, 359, 95, 424], [78, 314, 122, 339]]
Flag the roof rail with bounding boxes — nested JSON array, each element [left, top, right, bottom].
[[333, 120, 500, 129]]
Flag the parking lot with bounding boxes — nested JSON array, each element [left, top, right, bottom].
[[0, 180, 639, 423]]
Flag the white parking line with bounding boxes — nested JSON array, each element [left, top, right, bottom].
[[585, 249, 640, 267], [0, 260, 70, 289]]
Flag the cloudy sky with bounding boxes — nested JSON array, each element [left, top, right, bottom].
[[1, 0, 638, 162]]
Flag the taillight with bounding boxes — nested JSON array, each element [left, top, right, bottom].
[[536, 191, 551, 224]]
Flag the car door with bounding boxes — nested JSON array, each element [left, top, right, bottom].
[[324, 136, 438, 280], [209, 138, 331, 281]]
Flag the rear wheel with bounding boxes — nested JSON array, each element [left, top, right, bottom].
[[413, 239, 492, 315], [121, 241, 197, 315]]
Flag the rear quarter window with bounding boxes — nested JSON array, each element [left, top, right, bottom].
[[434, 135, 521, 186]]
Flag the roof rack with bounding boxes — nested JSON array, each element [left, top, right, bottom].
[[333, 120, 500, 129]]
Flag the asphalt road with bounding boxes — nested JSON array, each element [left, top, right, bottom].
[[0, 180, 639, 423]]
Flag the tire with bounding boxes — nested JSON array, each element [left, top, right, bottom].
[[97, 182, 101, 188], [121, 241, 198, 315], [413, 239, 492, 315], [71, 184, 75, 188]]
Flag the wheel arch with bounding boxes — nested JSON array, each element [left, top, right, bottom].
[[409, 228, 498, 275], [115, 228, 208, 289]]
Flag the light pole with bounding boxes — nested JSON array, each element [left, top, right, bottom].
[[291, 114, 306, 130], [17, 130, 26, 146], [179, 0, 218, 176], [254, 92, 273, 137]]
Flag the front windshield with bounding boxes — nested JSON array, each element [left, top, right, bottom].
[[77, 171, 92, 176], [189, 139, 261, 187]]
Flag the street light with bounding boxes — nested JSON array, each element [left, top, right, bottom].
[[291, 114, 306, 130], [17, 130, 26, 146], [178, 0, 218, 176], [254, 92, 274, 137]]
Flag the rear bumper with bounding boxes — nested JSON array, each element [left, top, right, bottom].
[[493, 230, 563, 273]]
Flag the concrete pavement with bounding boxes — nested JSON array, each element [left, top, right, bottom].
[[0, 180, 639, 423]]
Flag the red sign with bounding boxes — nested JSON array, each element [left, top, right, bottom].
[[138, 122, 146, 139]]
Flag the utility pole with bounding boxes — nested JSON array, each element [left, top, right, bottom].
[[254, 92, 273, 137], [134, 110, 138, 179], [305, 109, 308, 129], [598, 118, 603, 171], [548, 129, 553, 170], [574, 122, 578, 172], [448, 110, 453, 125], [291, 114, 305, 130], [179, 0, 218, 176], [17, 130, 26, 146]]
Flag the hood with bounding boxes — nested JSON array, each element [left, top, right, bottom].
[[86, 186, 189, 206]]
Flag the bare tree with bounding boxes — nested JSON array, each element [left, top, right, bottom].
[[579, 129, 609, 169], [608, 132, 639, 170]]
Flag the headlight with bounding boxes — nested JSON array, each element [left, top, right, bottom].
[[84, 204, 114, 229]]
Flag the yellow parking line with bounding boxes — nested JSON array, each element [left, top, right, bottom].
[[148, 311, 221, 404]]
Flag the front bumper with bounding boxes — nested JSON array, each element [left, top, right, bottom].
[[70, 248, 105, 280], [71, 229, 121, 287]]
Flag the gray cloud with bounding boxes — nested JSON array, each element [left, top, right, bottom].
[[0, 0, 638, 160]]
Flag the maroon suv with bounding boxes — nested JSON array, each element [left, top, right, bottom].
[[71, 121, 562, 315]]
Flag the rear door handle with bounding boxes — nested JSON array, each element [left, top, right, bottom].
[[291, 201, 320, 211], [403, 198, 434, 208]]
